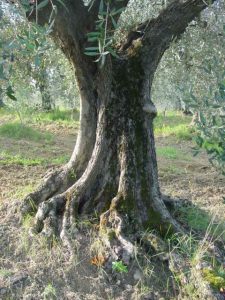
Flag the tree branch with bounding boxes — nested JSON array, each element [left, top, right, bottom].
[[143, 0, 216, 50], [122, 0, 217, 67]]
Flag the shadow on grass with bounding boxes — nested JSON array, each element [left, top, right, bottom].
[[164, 195, 225, 242]]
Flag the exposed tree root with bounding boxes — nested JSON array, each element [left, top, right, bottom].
[[99, 205, 135, 265], [20, 166, 71, 216], [31, 194, 66, 236], [22, 175, 223, 300]]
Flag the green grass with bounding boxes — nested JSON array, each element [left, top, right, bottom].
[[177, 206, 225, 240], [0, 107, 9, 116], [0, 151, 69, 166], [157, 146, 191, 160], [0, 107, 80, 128], [154, 111, 193, 140], [35, 108, 80, 126], [0, 269, 13, 278], [0, 122, 53, 142], [157, 146, 179, 159], [44, 109, 79, 121], [160, 165, 184, 175]]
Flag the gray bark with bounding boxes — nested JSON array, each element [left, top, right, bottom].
[[22, 0, 216, 236]]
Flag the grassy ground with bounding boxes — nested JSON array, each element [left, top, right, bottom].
[[0, 108, 224, 299]]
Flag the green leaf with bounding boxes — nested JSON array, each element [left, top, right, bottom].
[[34, 55, 41, 67], [88, 37, 99, 42], [110, 16, 118, 29], [112, 261, 128, 273], [87, 32, 101, 37], [108, 47, 119, 58], [99, 0, 104, 15], [6, 86, 17, 101], [85, 47, 100, 51], [37, 0, 49, 10], [84, 52, 99, 56]]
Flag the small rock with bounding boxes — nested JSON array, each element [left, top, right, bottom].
[[125, 284, 132, 291], [0, 287, 7, 295], [142, 292, 154, 300], [133, 269, 142, 281]]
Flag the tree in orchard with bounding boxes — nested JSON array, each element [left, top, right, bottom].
[[18, 0, 217, 264]]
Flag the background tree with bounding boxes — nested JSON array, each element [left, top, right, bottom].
[[151, 1, 225, 173], [0, 3, 78, 111]]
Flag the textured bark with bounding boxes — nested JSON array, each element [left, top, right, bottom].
[[21, 0, 216, 246], [17, 3, 222, 298]]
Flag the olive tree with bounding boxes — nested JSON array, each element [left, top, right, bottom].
[[17, 0, 217, 262]]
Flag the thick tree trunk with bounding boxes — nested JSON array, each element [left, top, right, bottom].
[[22, 52, 183, 247], [18, 2, 221, 298], [21, 0, 215, 244], [79, 56, 182, 234]]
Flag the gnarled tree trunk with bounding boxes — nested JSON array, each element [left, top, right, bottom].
[[20, 0, 215, 254]]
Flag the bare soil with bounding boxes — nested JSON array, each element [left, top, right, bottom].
[[0, 121, 224, 300]]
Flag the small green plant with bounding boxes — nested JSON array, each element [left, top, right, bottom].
[[202, 268, 225, 290], [43, 283, 57, 300], [112, 261, 128, 273], [0, 269, 13, 278], [168, 232, 198, 259]]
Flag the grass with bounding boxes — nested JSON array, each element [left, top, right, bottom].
[[176, 205, 225, 241], [0, 107, 80, 129], [0, 151, 69, 166], [0, 269, 13, 278], [157, 146, 191, 160], [160, 165, 184, 175], [42, 109, 79, 122], [34, 108, 80, 127], [154, 111, 193, 140], [0, 122, 53, 142]]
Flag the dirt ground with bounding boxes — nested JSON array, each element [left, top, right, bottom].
[[0, 122, 224, 300]]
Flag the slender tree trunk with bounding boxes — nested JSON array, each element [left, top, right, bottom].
[[0, 98, 5, 107], [0, 89, 5, 107], [39, 83, 52, 111], [38, 69, 54, 111]]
